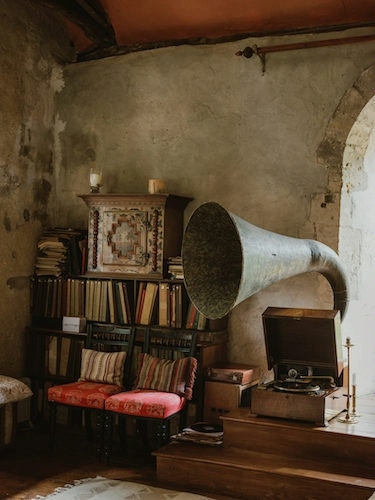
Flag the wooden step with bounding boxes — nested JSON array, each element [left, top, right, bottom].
[[221, 406, 375, 469], [155, 396, 375, 499], [155, 441, 375, 500]]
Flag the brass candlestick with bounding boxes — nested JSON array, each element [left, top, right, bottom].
[[351, 376, 360, 418], [339, 337, 358, 424]]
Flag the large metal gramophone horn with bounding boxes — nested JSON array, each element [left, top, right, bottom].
[[182, 202, 348, 320]]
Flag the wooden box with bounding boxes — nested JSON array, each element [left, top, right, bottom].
[[204, 380, 256, 424], [251, 307, 346, 426], [205, 363, 260, 385]]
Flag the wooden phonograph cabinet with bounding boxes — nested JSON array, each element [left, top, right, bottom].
[[251, 307, 346, 426]]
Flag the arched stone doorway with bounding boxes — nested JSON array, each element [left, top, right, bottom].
[[318, 65, 375, 395]]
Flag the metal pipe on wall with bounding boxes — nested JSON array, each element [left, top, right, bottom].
[[236, 34, 375, 72]]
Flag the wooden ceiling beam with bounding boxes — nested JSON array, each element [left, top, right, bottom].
[[38, 0, 116, 47]]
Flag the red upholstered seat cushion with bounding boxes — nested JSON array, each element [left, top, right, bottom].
[[48, 381, 122, 410], [105, 389, 186, 419]]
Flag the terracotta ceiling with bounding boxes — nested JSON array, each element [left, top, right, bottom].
[[36, 0, 375, 61]]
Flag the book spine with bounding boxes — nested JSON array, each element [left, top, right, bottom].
[[159, 282, 170, 326], [140, 282, 158, 325]]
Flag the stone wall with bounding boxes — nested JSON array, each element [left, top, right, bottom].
[[0, 1, 72, 375], [53, 31, 375, 386], [1, 1, 375, 393]]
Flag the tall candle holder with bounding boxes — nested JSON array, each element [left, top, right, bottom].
[[339, 337, 358, 424], [351, 372, 360, 418]]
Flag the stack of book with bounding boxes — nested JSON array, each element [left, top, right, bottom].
[[167, 256, 184, 279], [34, 228, 87, 277], [172, 423, 223, 446], [35, 238, 68, 277]]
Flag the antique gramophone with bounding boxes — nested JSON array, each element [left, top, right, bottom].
[[182, 202, 349, 426]]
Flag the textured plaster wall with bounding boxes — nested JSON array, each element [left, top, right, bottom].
[[54, 32, 375, 387], [0, 2, 72, 376]]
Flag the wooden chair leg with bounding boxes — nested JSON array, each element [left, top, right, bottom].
[[179, 404, 188, 431], [48, 402, 57, 451], [103, 412, 113, 465], [136, 419, 149, 454], [84, 408, 93, 442], [118, 414, 127, 449], [96, 410, 105, 460], [156, 419, 170, 448]]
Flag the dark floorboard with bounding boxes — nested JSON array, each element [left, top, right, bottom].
[[0, 422, 158, 499]]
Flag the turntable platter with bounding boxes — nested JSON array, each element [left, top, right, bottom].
[[273, 380, 320, 393]]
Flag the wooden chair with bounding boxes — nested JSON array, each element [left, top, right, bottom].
[[48, 322, 136, 458], [104, 329, 198, 463]]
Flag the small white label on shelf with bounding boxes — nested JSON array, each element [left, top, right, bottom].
[[62, 316, 86, 332]]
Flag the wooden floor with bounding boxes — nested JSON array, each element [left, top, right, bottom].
[[0, 421, 235, 500], [0, 422, 151, 499]]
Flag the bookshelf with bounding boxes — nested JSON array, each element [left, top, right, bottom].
[[31, 275, 221, 331], [27, 194, 228, 422], [26, 326, 86, 421]]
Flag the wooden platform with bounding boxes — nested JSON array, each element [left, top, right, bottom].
[[154, 395, 375, 499]]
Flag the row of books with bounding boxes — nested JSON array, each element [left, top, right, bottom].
[[158, 282, 206, 330], [32, 278, 133, 325], [47, 335, 84, 377], [32, 277, 208, 330]]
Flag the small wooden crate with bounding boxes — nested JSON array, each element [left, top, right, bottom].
[[203, 380, 258, 424]]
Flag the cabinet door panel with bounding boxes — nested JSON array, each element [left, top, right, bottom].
[[103, 210, 148, 267]]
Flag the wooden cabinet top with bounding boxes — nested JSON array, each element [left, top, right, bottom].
[[77, 193, 192, 210]]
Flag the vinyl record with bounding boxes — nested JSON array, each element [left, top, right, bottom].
[[190, 422, 223, 433]]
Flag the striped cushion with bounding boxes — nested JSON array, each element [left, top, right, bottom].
[[134, 353, 197, 399], [79, 349, 126, 386]]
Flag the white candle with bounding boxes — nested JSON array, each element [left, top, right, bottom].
[[90, 171, 102, 187], [148, 178, 166, 194], [352, 372, 356, 386]]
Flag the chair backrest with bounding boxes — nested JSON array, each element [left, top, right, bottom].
[[86, 322, 136, 389], [135, 328, 198, 400], [144, 328, 197, 359]]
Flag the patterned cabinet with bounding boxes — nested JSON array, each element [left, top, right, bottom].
[[78, 193, 192, 278]]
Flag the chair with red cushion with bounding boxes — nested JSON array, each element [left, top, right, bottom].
[[48, 322, 135, 458], [104, 329, 197, 463]]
